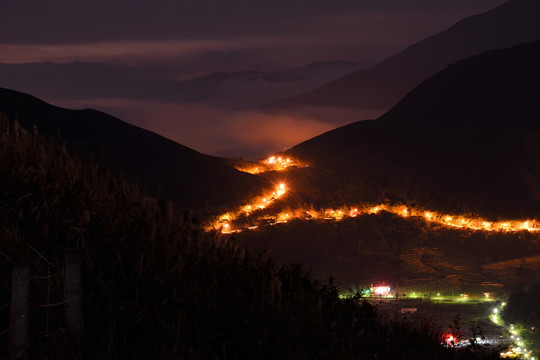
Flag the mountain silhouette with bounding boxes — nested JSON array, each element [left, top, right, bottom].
[[0, 88, 268, 210], [0, 60, 368, 110], [268, 0, 540, 112], [285, 41, 540, 219]]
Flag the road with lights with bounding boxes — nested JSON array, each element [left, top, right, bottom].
[[342, 290, 536, 357], [491, 302, 538, 359]]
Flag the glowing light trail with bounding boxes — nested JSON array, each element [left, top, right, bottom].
[[209, 155, 540, 234], [211, 197, 540, 235], [234, 155, 308, 174], [208, 182, 289, 233], [212, 200, 540, 235]]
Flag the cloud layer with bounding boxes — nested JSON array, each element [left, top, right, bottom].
[[0, 0, 507, 157], [52, 98, 352, 159]]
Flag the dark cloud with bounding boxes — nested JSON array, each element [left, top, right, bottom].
[[0, 0, 507, 44], [0, 0, 509, 157], [0, 0, 508, 70], [0, 59, 368, 106]]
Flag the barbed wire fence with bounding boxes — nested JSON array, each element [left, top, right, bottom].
[[1, 196, 83, 360]]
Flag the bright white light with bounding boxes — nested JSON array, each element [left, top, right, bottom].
[[373, 285, 391, 296]]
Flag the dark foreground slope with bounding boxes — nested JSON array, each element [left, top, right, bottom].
[[0, 88, 267, 210], [286, 41, 540, 219], [268, 0, 540, 112], [0, 121, 499, 359]]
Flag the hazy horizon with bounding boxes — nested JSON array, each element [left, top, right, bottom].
[[0, 0, 508, 158]]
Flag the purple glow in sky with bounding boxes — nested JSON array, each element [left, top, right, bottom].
[[0, 0, 508, 158]]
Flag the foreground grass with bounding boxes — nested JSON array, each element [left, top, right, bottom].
[[0, 117, 503, 359]]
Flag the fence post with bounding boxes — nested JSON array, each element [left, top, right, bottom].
[[9, 264, 31, 360], [64, 248, 83, 332]]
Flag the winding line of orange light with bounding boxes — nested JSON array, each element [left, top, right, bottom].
[[234, 155, 308, 174], [211, 156, 540, 234]]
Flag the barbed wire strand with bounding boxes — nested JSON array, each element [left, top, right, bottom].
[[0, 250, 15, 265], [0, 196, 62, 271], [31, 276, 64, 301], [0, 301, 11, 313]]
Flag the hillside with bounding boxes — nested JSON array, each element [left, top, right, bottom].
[[285, 41, 540, 219], [227, 41, 540, 296], [267, 0, 540, 112], [0, 119, 495, 359], [0, 88, 268, 210]]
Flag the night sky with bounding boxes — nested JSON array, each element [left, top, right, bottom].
[[0, 0, 507, 159]]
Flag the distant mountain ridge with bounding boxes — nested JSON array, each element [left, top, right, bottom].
[[378, 42, 540, 129], [268, 0, 540, 112], [0, 87, 268, 210], [284, 41, 540, 219], [0, 59, 369, 110]]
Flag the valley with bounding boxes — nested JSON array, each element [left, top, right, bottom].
[[205, 153, 540, 290], [2, 1, 540, 359], [202, 153, 540, 360]]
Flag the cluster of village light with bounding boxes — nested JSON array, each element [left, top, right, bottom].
[[337, 288, 536, 356]]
